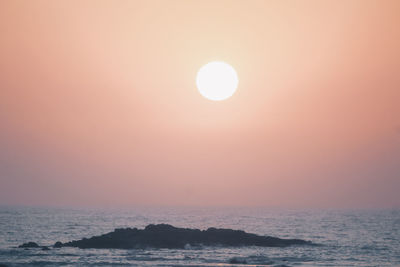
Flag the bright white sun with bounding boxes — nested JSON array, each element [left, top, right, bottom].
[[196, 61, 239, 101]]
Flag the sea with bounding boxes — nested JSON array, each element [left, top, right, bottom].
[[0, 206, 399, 266]]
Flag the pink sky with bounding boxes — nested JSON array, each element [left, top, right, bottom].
[[0, 0, 399, 208]]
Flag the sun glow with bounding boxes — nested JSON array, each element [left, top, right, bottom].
[[196, 61, 239, 101]]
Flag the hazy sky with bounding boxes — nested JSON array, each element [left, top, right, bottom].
[[1, 0, 399, 208]]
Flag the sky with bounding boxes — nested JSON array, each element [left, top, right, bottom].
[[0, 0, 399, 208]]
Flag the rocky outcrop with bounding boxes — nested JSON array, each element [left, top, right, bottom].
[[53, 224, 311, 249], [18, 241, 51, 251], [54, 241, 63, 248], [18, 242, 40, 248]]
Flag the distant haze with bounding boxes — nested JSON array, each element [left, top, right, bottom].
[[0, 0, 399, 208]]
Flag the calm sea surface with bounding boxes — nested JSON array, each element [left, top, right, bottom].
[[0, 206, 399, 266]]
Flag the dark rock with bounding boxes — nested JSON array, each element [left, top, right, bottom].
[[41, 246, 50, 251], [18, 242, 39, 248], [54, 224, 312, 249], [54, 241, 63, 248], [229, 257, 247, 264]]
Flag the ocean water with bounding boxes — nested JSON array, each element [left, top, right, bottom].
[[0, 206, 399, 266]]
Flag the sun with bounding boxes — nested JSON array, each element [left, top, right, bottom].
[[196, 61, 239, 101]]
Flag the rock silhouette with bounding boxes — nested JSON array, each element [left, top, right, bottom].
[[18, 242, 40, 248], [18, 241, 51, 251], [52, 224, 311, 249]]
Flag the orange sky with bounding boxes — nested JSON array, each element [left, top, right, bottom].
[[1, 0, 399, 208]]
